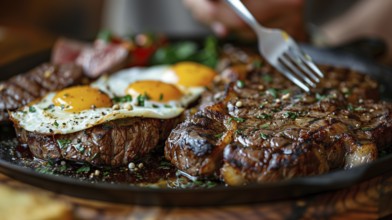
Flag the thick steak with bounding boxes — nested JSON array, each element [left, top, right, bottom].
[[165, 47, 392, 185], [15, 117, 180, 166]]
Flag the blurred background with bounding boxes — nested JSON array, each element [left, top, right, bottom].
[[0, 0, 357, 39], [1, 0, 390, 65]]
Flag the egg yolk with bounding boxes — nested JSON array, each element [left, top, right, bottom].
[[126, 80, 183, 102], [171, 61, 217, 87], [53, 86, 112, 112]]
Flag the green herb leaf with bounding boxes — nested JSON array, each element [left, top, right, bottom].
[[159, 93, 164, 101], [97, 29, 112, 42], [260, 133, 268, 140], [44, 104, 54, 111], [230, 117, 246, 123], [74, 144, 85, 154], [354, 106, 365, 111], [256, 113, 272, 119], [347, 104, 354, 111], [316, 93, 326, 101], [283, 111, 298, 120], [262, 74, 273, 83], [260, 123, 270, 129], [29, 106, 36, 113], [149, 36, 218, 68], [137, 94, 147, 106], [236, 80, 245, 88], [361, 127, 373, 131], [57, 139, 71, 149], [252, 60, 263, 68], [214, 133, 223, 138], [76, 165, 90, 174], [54, 121, 59, 127], [113, 95, 133, 103], [267, 88, 277, 98]]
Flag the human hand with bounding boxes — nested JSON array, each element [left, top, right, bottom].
[[183, 0, 308, 41]]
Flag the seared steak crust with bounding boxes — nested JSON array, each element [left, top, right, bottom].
[[15, 117, 180, 166], [0, 63, 83, 122], [165, 47, 392, 185]]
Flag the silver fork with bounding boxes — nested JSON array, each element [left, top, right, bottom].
[[225, 0, 323, 92]]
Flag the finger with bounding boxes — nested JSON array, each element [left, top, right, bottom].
[[244, 0, 305, 24], [183, 0, 218, 24]]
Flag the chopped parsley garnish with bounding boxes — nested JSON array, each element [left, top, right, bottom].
[[74, 144, 85, 154], [267, 88, 278, 98], [283, 111, 298, 120], [262, 74, 273, 83], [113, 95, 133, 103], [280, 89, 291, 95], [252, 60, 263, 68], [58, 164, 67, 172], [29, 106, 36, 113], [44, 104, 55, 111], [260, 123, 270, 129], [57, 139, 71, 149], [316, 93, 327, 101], [260, 133, 269, 140], [53, 121, 59, 127], [354, 106, 365, 111], [361, 127, 373, 131], [164, 104, 172, 108], [158, 161, 173, 170], [214, 133, 223, 138], [76, 165, 90, 173], [137, 94, 150, 106], [36, 166, 54, 175], [347, 104, 354, 111], [257, 113, 272, 119], [236, 80, 245, 88], [229, 117, 246, 123], [235, 129, 244, 135], [159, 93, 164, 101]]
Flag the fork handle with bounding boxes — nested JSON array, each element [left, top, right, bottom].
[[225, 0, 262, 31]]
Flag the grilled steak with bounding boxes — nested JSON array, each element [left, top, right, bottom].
[[14, 117, 180, 166], [0, 63, 83, 122], [165, 47, 392, 186], [52, 38, 129, 78], [51, 38, 89, 64]]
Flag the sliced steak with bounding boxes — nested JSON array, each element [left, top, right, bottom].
[[14, 117, 180, 166], [76, 42, 129, 78], [51, 38, 89, 64], [165, 46, 392, 185], [0, 63, 83, 122]]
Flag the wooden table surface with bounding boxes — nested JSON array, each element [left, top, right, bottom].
[[1, 26, 392, 220], [0, 170, 391, 220]]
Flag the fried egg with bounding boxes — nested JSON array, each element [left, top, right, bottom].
[[10, 62, 217, 134]]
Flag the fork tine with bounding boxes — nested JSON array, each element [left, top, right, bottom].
[[297, 51, 324, 78], [279, 54, 316, 88], [274, 64, 310, 92], [286, 47, 322, 83]]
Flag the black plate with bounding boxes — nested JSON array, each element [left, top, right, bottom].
[[0, 45, 391, 207]]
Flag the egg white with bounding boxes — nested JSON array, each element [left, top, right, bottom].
[[10, 65, 206, 134]]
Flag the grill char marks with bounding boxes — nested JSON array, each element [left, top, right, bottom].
[[165, 102, 231, 176], [165, 46, 392, 186], [0, 63, 83, 122], [15, 117, 180, 166]]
